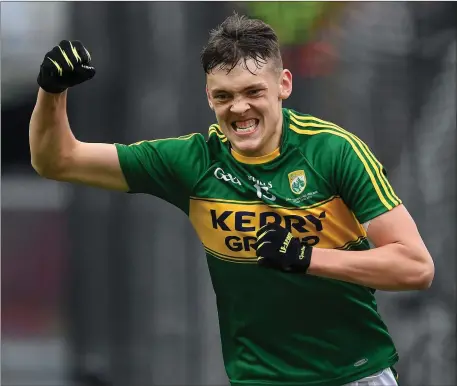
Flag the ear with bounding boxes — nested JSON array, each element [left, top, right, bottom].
[[206, 85, 214, 110], [279, 69, 293, 100]]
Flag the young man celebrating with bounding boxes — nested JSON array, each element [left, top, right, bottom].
[[30, 13, 434, 386]]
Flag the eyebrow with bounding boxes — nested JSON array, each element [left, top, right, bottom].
[[210, 82, 267, 94]]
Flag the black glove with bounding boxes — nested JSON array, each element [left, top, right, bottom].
[[256, 223, 312, 273], [37, 40, 96, 93]]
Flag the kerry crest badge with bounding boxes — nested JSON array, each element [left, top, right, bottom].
[[288, 170, 306, 195]]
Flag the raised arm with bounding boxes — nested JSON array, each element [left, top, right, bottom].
[[30, 88, 128, 191], [29, 40, 128, 191]]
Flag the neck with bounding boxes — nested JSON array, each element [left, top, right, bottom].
[[231, 109, 285, 163], [256, 109, 284, 156], [269, 110, 284, 153]]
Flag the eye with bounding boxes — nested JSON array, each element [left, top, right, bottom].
[[247, 89, 262, 97], [214, 93, 230, 101]]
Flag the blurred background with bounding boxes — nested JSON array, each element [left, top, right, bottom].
[[1, 2, 456, 385]]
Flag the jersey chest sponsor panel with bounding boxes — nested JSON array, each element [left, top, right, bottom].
[[189, 155, 368, 263]]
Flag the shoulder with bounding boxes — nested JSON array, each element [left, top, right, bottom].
[[127, 132, 207, 150], [206, 123, 228, 145], [133, 123, 229, 162], [124, 132, 211, 161], [117, 131, 213, 178], [285, 109, 356, 157], [204, 122, 232, 158]]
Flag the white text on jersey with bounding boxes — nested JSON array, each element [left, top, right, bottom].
[[214, 167, 242, 186]]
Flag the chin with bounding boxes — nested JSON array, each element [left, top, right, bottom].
[[232, 141, 264, 156]]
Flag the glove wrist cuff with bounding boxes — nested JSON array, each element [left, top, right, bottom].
[[39, 84, 68, 94], [295, 243, 312, 273]]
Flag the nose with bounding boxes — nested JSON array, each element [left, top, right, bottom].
[[230, 96, 250, 115]]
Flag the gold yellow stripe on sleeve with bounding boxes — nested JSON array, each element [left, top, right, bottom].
[[289, 111, 401, 208], [289, 119, 394, 211], [290, 112, 400, 205]]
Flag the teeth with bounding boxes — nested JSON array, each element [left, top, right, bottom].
[[236, 127, 254, 132], [233, 119, 257, 131]]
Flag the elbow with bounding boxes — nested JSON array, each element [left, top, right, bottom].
[[30, 144, 77, 181], [394, 243, 434, 290], [31, 157, 66, 180], [31, 159, 48, 177], [418, 262, 435, 289], [31, 158, 54, 179], [407, 259, 435, 290]]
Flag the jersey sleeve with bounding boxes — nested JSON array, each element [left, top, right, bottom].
[[115, 133, 210, 212], [333, 135, 402, 224]]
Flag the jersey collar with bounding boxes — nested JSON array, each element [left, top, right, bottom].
[[231, 147, 281, 164]]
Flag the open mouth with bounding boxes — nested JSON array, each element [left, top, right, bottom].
[[231, 119, 259, 134]]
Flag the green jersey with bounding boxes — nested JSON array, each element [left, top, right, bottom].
[[115, 108, 402, 386]]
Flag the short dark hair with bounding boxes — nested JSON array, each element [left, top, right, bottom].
[[201, 12, 283, 75]]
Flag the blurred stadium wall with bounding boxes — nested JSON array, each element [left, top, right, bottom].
[[1, 2, 456, 386]]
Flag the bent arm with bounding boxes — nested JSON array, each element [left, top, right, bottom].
[[307, 205, 435, 291], [29, 88, 128, 191]]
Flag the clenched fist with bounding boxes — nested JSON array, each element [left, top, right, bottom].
[[37, 40, 95, 93]]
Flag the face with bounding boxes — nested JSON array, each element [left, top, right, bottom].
[[206, 59, 292, 157]]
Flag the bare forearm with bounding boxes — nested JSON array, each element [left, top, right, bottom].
[[307, 243, 434, 291], [29, 88, 78, 176]]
